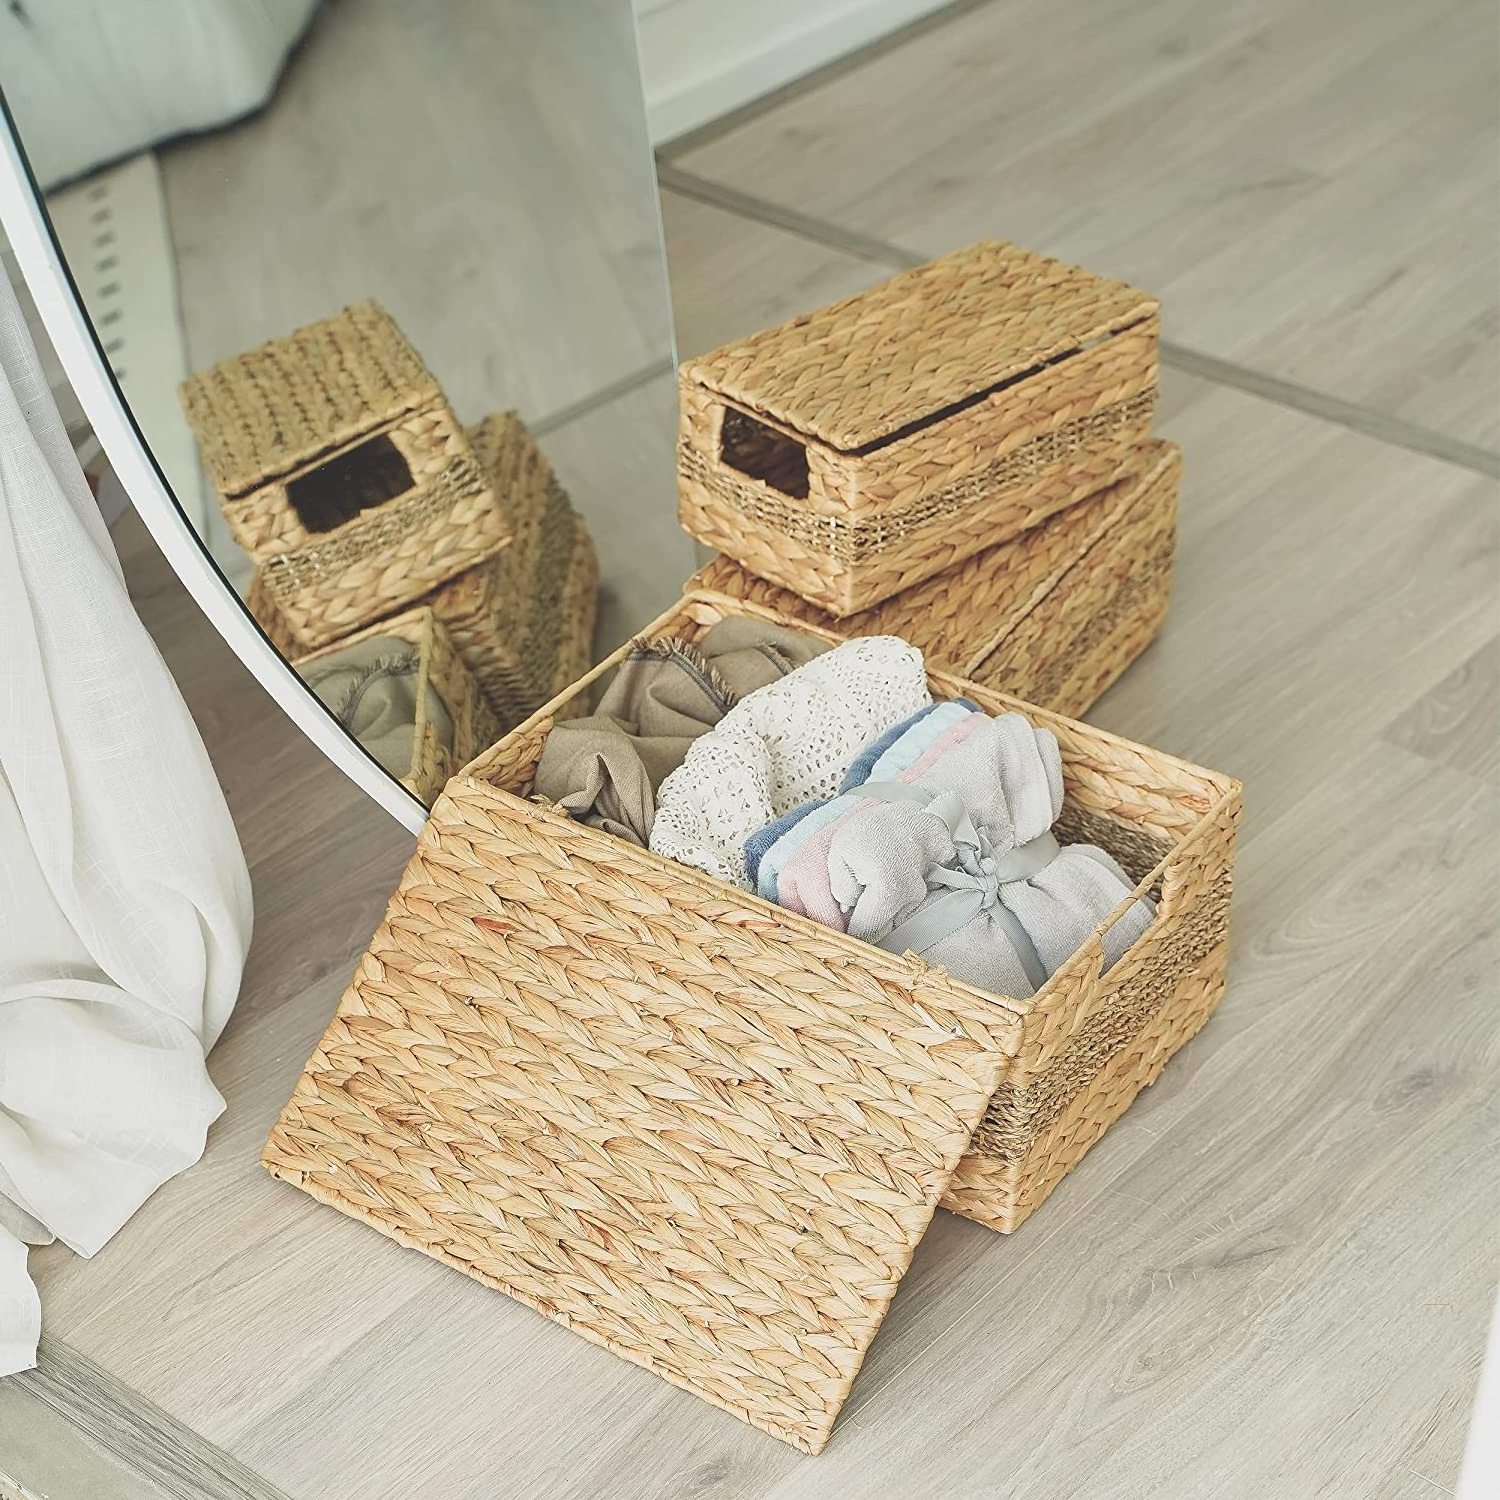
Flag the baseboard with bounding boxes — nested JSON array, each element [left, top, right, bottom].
[[637, 0, 951, 144]]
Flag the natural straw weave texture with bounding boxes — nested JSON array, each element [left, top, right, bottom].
[[677, 241, 1159, 616], [244, 570, 300, 659], [181, 302, 512, 649], [426, 413, 598, 727], [690, 439, 1180, 720], [264, 593, 1238, 1451], [294, 606, 495, 805], [245, 413, 599, 735]]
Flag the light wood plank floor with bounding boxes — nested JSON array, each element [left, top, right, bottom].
[[6, 3, 1498, 1496], [669, 0, 1500, 458]]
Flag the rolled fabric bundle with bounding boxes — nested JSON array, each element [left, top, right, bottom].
[[772, 706, 987, 923], [745, 698, 980, 899], [534, 617, 828, 846], [824, 712, 1156, 997], [650, 636, 931, 889]]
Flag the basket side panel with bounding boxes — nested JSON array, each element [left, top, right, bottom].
[[263, 788, 1022, 1452]]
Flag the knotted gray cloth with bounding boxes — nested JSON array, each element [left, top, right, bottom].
[[534, 617, 828, 846], [826, 712, 1155, 998]]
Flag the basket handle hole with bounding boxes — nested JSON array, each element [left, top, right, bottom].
[[720, 408, 810, 499], [287, 432, 414, 533]]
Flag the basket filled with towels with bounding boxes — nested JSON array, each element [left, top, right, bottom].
[[263, 590, 1239, 1454]]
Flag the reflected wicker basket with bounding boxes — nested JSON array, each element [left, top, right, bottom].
[[294, 606, 494, 805], [182, 301, 512, 649], [244, 412, 598, 736]]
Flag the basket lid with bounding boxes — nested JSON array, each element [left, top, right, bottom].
[[682, 241, 1157, 452], [262, 804, 1016, 1453], [179, 300, 442, 497]]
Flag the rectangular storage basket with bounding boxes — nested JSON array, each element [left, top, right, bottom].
[[245, 413, 599, 734], [264, 592, 1238, 1453], [690, 439, 1179, 721], [678, 241, 1159, 617], [294, 606, 494, 805], [181, 301, 512, 649]]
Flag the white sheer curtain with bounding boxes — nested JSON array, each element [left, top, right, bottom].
[[0, 272, 251, 1374]]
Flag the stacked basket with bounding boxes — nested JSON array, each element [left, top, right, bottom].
[[259, 247, 1242, 1454], [180, 302, 597, 803], [679, 239, 1178, 718]]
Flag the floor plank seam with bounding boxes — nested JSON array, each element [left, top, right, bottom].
[[13, 1337, 293, 1500], [656, 168, 1500, 481], [532, 353, 678, 436]]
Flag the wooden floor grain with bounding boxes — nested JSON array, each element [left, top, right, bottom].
[[6, 2, 1498, 1496], [671, 0, 1500, 452], [162, 0, 673, 429]]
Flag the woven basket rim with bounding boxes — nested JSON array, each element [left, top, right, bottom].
[[293, 601, 437, 665], [680, 241, 1157, 451], [454, 592, 1241, 1035]]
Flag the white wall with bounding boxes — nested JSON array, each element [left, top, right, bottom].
[[635, 0, 951, 144]]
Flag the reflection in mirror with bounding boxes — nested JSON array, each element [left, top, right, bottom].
[[0, 0, 689, 805]]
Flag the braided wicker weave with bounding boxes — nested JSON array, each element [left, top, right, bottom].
[[678, 241, 1159, 617], [294, 606, 494, 805], [263, 592, 1238, 1451], [689, 440, 1179, 720], [181, 302, 512, 649], [427, 413, 598, 727], [244, 413, 598, 735]]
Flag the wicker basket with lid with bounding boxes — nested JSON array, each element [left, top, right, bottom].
[[263, 590, 1239, 1453], [678, 240, 1159, 617], [181, 301, 512, 649]]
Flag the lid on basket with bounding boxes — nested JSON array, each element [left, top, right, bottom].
[[262, 804, 1019, 1453], [682, 241, 1156, 453], [179, 300, 442, 497]]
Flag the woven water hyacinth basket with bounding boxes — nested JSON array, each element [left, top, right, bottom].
[[425, 412, 598, 727], [245, 412, 598, 733], [678, 240, 1159, 617], [295, 606, 494, 806], [689, 439, 1180, 721], [181, 301, 512, 649], [263, 592, 1238, 1452]]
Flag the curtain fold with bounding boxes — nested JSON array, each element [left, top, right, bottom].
[[0, 271, 252, 1374]]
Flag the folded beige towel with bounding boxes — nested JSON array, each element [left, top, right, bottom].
[[301, 634, 451, 781], [534, 617, 828, 846]]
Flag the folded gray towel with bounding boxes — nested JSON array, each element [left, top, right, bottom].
[[826, 712, 1154, 998], [301, 634, 452, 781]]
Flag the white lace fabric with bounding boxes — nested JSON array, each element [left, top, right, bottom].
[[650, 636, 931, 888]]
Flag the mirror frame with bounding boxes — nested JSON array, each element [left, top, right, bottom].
[[0, 94, 428, 834]]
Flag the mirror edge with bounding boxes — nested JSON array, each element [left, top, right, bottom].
[[0, 103, 428, 836]]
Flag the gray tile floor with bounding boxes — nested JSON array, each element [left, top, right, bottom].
[[5, 2, 1497, 1496]]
